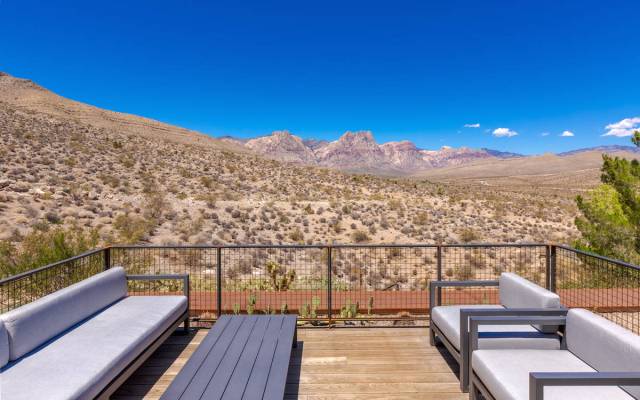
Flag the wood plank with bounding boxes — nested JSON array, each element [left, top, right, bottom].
[[263, 316, 297, 399], [178, 317, 247, 399], [200, 316, 260, 399], [115, 326, 465, 400], [242, 317, 285, 399], [160, 316, 234, 400], [220, 316, 271, 398]]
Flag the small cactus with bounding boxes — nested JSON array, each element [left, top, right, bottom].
[[247, 293, 257, 315], [232, 303, 240, 315]]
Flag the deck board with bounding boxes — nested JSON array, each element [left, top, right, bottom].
[[112, 327, 466, 400]]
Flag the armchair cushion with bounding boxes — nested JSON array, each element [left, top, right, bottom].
[[566, 308, 640, 398], [431, 305, 560, 351], [0, 267, 127, 360], [0, 295, 187, 400], [473, 349, 633, 400], [499, 273, 561, 333]]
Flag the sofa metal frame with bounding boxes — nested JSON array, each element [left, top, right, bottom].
[[429, 280, 566, 392], [468, 315, 640, 400], [95, 273, 190, 400]]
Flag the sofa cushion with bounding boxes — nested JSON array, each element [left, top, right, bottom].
[[0, 267, 128, 360], [499, 272, 561, 333], [472, 349, 633, 400], [0, 295, 187, 400], [431, 305, 560, 351], [0, 320, 8, 368], [566, 308, 640, 398]]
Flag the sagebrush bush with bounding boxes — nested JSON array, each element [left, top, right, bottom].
[[0, 226, 99, 278]]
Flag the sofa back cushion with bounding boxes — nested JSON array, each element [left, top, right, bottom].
[[0, 320, 8, 368], [567, 308, 640, 398], [499, 272, 561, 333], [0, 267, 127, 361]]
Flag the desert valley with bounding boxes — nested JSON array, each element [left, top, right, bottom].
[[0, 72, 633, 248]]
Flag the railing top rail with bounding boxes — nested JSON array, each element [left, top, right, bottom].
[[0, 248, 107, 285], [109, 242, 548, 250], [555, 245, 640, 272]]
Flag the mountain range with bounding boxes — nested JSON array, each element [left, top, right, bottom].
[[221, 130, 637, 175]]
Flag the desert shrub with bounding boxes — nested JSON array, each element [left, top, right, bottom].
[[459, 228, 481, 243], [113, 213, 151, 244], [351, 230, 370, 243], [0, 226, 99, 278], [289, 228, 304, 243]]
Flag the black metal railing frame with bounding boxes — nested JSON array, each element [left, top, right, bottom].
[[1, 243, 638, 333]]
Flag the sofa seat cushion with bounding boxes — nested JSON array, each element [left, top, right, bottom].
[[431, 305, 560, 351], [0, 295, 187, 400], [472, 349, 634, 400]]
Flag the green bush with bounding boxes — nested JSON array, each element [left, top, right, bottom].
[[0, 226, 99, 279]]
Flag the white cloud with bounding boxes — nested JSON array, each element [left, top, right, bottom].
[[541, 132, 550, 137], [560, 130, 575, 137], [492, 127, 518, 137], [464, 123, 480, 128], [603, 117, 640, 137]]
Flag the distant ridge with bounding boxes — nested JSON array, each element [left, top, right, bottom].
[[558, 145, 640, 156]]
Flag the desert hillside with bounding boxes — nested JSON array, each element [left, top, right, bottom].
[[417, 151, 636, 194], [0, 72, 581, 246]]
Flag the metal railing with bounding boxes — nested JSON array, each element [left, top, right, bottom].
[[0, 244, 638, 333]]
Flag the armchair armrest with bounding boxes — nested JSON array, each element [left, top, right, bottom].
[[126, 274, 190, 298], [469, 315, 567, 352], [429, 280, 499, 313], [458, 309, 568, 392], [529, 372, 640, 400]]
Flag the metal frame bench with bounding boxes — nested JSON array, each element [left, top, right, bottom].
[[161, 315, 297, 400]]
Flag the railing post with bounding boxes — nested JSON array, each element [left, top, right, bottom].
[[216, 247, 222, 318], [436, 245, 443, 306], [103, 247, 111, 271], [327, 246, 333, 326], [548, 245, 557, 293]]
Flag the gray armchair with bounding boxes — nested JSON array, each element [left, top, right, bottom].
[[429, 272, 564, 392], [469, 309, 640, 400]]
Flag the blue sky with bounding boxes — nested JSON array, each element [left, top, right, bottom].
[[1, 1, 639, 154]]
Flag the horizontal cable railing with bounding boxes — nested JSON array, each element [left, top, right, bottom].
[[1, 244, 638, 333]]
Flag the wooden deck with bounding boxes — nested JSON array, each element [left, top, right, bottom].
[[112, 327, 466, 400]]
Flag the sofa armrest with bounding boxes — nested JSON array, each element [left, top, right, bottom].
[[126, 274, 190, 299], [529, 372, 640, 400], [429, 280, 499, 313]]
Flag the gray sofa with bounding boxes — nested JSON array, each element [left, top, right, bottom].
[[430, 272, 565, 391], [470, 308, 640, 400], [0, 267, 189, 400]]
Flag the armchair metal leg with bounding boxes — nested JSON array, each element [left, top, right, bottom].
[[469, 379, 480, 400], [429, 327, 436, 346], [182, 317, 190, 334]]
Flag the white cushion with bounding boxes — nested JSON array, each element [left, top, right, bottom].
[[0, 321, 8, 368], [566, 308, 640, 398], [0, 295, 187, 400], [431, 305, 560, 351], [0, 267, 127, 360], [473, 349, 633, 400], [499, 272, 562, 333]]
